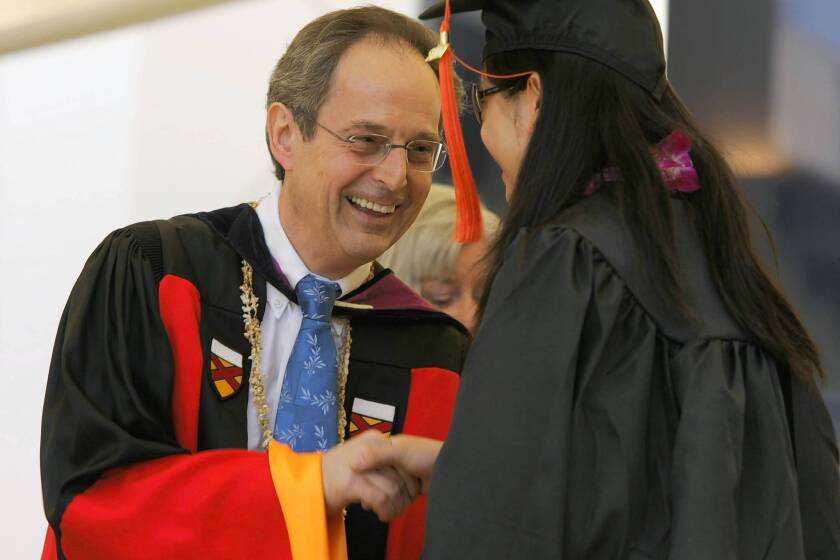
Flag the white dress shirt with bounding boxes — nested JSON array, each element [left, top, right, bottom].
[[248, 183, 371, 450]]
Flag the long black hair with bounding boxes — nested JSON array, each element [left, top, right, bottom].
[[481, 50, 823, 385]]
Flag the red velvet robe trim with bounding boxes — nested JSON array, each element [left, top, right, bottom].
[[386, 367, 461, 560], [60, 451, 292, 559], [159, 274, 203, 453]]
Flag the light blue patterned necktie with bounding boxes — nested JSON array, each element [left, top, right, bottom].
[[273, 274, 341, 452]]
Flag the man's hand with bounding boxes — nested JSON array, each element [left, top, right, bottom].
[[322, 431, 422, 522], [351, 434, 443, 495]]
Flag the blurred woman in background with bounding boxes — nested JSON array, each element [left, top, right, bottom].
[[380, 184, 499, 333]]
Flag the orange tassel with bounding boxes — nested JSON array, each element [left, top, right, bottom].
[[436, 2, 483, 243]]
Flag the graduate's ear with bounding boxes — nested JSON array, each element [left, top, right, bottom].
[[523, 72, 542, 133], [266, 102, 297, 173]]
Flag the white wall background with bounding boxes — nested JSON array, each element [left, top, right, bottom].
[[650, 0, 669, 53], [0, 1, 419, 556]]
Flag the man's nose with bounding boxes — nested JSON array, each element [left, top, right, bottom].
[[371, 146, 409, 190]]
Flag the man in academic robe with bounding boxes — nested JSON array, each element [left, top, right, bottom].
[[40, 6, 467, 559]]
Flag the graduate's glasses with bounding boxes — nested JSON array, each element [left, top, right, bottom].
[[316, 123, 448, 173], [469, 81, 527, 125]]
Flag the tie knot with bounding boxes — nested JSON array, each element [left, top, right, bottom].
[[296, 274, 340, 322]]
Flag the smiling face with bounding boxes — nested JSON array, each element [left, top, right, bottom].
[[268, 36, 441, 280]]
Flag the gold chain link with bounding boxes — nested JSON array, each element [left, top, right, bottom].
[[240, 260, 353, 450]]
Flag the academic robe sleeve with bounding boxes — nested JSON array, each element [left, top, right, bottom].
[[423, 227, 594, 558], [791, 377, 840, 558], [41, 228, 339, 559]]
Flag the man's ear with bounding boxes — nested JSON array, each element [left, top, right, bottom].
[[524, 72, 542, 132], [266, 102, 297, 173]]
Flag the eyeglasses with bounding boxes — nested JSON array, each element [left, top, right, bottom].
[[316, 122, 447, 173], [469, 82, 522, 125]]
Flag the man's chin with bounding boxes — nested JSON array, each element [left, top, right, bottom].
[[339, 235, 393, 268]]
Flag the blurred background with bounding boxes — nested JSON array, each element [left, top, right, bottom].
[[0, 0, 836, 556]]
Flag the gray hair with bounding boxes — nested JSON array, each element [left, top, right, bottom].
[[265, 6, 441, 181], [379, 185, 501, 290]]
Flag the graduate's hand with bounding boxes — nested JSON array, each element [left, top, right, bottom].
[[351, 435, 443, 495], [322, 430, 422, 522]]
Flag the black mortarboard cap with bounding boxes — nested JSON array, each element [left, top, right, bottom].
[[420, 0, 668, 97]]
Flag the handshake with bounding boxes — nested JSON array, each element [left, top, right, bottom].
[[321, 431, 442, 522]]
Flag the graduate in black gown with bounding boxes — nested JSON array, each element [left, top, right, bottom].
[[416, 1, 840, 557]]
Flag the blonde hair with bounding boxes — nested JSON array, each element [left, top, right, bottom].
[[380, 185, 500, 290]]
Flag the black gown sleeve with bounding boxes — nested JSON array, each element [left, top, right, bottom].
[[41, 228, 182, 525], [791, 377, 840, 558], [424, 227, 596, 558]]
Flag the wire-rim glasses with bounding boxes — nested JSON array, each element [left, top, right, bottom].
[[469, 81, 523, 125], [316, 122, 447, 173]]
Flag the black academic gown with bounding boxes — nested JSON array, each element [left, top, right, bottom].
[[41, 203, 469, 560], [424, 192, 840, 559]]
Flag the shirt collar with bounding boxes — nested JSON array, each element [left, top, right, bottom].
[[255, 181, 371, 297]]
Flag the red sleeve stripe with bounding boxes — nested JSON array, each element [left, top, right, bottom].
[[387, 367, 460, 560], [401, 367, 460, 440], [59, 451, 291, 559], [40, 527, 57, 560], [158, 274, 203, 453]]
